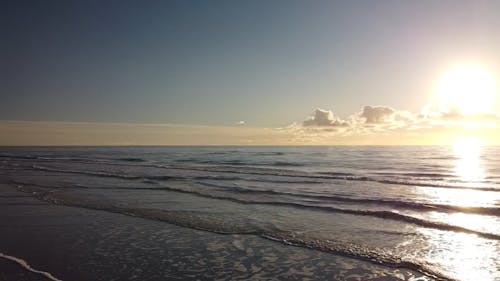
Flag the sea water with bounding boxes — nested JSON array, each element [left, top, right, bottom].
[[0, 146, 499, 280]]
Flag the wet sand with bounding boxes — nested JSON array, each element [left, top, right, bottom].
[[0, 183, 432, 281]]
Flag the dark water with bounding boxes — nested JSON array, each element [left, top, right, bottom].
[[1, 146, 499, 281]]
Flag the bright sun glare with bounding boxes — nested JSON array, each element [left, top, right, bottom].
[[437, 65, 497, 115], [453, 136, 484, 183]]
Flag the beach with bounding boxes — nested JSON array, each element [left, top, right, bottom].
[[0, 182, 430, 281], [1, 146, 499, 280], [4, 0, 500, 279]]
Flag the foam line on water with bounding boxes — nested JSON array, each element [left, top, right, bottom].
[[14, 186, 456, 281], [0, 252, 63, 281], [196, 181, 500, 216], [14, 180, 500, 240], [28, 164, 500, 192]]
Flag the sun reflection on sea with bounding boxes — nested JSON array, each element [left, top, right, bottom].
[[423, 188, 497, 208], [407, 137, 500, 281], [417, 228, 498, 281], [452, 136, 484, 183], [427, 211, 500, 235], [422, 136, 496, 208]]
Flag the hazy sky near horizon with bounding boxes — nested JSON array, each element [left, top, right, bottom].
[[2, 0, 500, 145]]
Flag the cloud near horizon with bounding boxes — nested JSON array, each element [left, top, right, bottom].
[[300, 105, 415, 129], [302, 109, 349, 127], [293, 104, 500, 145], [1, 104, 500, 146], [359, 106, 395, 124]]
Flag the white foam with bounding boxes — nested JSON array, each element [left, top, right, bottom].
[[0, 252, 63, 281]]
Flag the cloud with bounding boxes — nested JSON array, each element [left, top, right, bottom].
[[5, 105, 499, 146], [302, 106, 413, 132], [296, 104, 500, 144], [426, 104, 500, 121], [303, 108, 349, 127], [358, 106, 395, 123]]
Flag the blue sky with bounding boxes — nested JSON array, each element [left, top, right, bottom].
[[2, 0, 500, 145]]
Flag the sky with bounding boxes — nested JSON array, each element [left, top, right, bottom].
[[2, 0, 500, 145]]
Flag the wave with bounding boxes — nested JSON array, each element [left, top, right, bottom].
[[318, 172, 357, 176], [149, 165, 499, 192], [32, 161, 488, 192], [0, 252, 63, 281], [199, 160, 248, 166], [117, 157, 146, 162], [28, 165, 323, 185], [418, 156, 455, 160], [16, 175, 500, 218], [186, 192, 500, 240], [111, 164, 500, 192], [16, 180, 500, 241], [0, 195, 33, 198], [176, 160, 304, 167], [2, 154, 148, 165], [14, 184, 455, 281], [260, 235, 455, 281], [0, 202, 47, 206], [206, 150, 241, 155], [28, 163, 500, 197], [30, 165, 185, 182], [271, 161, 304, 167], [169, 165, 500, 192], [14, 153, 498, 192], [195, 181, 500, 216], [373, 178, 499, 192], [0, 154, 38, 160], [206, 151, 286, 156], [193, 175, 247, 181], [372, 172, 454, 178]]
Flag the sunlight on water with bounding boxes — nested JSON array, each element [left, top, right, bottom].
[[453, 137, 484, 182], [3, 146, 500, 281], [422, 188, 497, 208], [418, 228, 498, 281], [427, 211, 500, 235], [415, 137, 495, 208], [446, 212, 499, 233], [414, 138, 498, 281]]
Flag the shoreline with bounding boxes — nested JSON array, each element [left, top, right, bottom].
[[0, 253, 59, 281], [0, 182, 433, 280]]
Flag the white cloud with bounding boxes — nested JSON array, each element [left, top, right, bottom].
[[4, 104, 499, 146], [302, 108, 349, 127], [358, 106, 395, 123], [296, 104, 500, 144], [302, 106, 416, 132], [420, 102, 500, 121]]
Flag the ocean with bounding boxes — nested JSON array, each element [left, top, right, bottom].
[[0, 146, 499, 281]]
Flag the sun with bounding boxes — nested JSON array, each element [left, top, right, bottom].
[[436, 65, 497, 115]]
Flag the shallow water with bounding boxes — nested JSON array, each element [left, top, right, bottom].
[[1, 146, 499, 280]]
